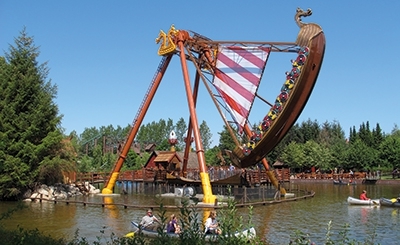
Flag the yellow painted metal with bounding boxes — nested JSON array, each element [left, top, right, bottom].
[[200, 172, 216, 204], [266, 170, 286, 195], [156, 25, 178, 56], [102, 172, 119, 194], [104, 196, 118, 218]]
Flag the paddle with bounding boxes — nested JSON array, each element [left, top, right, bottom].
[[124, 232, 135, 238]]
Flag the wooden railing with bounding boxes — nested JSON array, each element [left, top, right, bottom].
[[75, 168, 292, 185], [293, 172, 368, 180]]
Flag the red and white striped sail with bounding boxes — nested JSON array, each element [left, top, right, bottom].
[[213, 46, 271, 132]]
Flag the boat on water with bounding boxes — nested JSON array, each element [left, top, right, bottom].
[[379, 198, 400, 207], [362, 178, 378, 184], [333, 180, 356, 185], [125, 221, 256, 241], [347, 196, 379, 205]]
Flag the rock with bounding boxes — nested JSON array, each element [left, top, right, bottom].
[[24, 183, 101, 201]]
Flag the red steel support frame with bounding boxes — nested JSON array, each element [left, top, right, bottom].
[[177, 33, 216, 203], [102, 55, 173, 194]]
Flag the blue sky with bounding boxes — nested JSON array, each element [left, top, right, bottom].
[[1, 1, 399, 146]]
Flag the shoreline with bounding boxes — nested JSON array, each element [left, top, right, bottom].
[[290, 178, 400, 185]]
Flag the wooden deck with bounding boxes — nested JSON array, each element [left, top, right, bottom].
[[29, 188, 314, 210], [75, 168, 291, 187]]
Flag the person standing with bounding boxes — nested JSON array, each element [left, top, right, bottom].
[[349, 169, 354, 179]]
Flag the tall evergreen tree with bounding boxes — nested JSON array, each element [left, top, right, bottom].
[[175, 117, 188, 150], [391, 124, 400, 136], [372, 123, 384, 149], [299, 118, 320, 143], [349, 126, 357, 143], [199, 120, 212, 151], [0, 29, 66, 200], [358, 122, 372, 147]]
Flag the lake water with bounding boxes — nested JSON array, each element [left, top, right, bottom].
[[1, 182, 399, 244]]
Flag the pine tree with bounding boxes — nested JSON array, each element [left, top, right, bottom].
[[0, 28, 66, 200], [199, 120, 212, 151]]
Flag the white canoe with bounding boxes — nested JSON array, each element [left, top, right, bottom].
[[347, 196, 380, 205], [125, 221, 256, 241]]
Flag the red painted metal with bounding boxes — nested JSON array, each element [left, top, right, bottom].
[[102, 55, 173, 191]]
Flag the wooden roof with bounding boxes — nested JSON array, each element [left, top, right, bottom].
[[143, 150, 200, 169], [132, 143, 141, 155], [144, 143, 156, 152], [154, 151, 182, 163], [175, 151, 199, 169]]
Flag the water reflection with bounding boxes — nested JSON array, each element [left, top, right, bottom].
[[0, 183, 400, 244]]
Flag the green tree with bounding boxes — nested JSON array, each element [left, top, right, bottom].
[[372, 123, 384, 149], [0, 29, 66, 200], [349, 126, 357, 143], [345, 139, 377, 170], [358, 121, 374, 147], [204, 146, 221, 166], [329, 138, 348, 170], [303, 140, 333, 171], [391, 124, 400, 136], [175, 117, 188, 149], [135, 118, 174, 149], [121, 150, 138, 170], [267, 124, 300, 163], [218, 125, 237, 152], [379, 134, 400, 169], [280, 141, 306, 171], [298, 118, 320, 143], [216, 125, 238, 165], [135, 152, 151, 168], [79, 126, 102, 156], [199, 120, 212, 151]]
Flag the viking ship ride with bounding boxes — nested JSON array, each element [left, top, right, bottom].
[[101, 8, 325, 204]]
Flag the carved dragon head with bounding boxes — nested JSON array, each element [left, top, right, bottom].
[[155, 30, 166, 44], [295, 7, 312, 28]]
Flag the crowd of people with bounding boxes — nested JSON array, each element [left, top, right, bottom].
[[138, 208, 221, 235]]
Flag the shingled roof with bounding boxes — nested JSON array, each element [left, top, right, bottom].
[[175, 151, 199, 169], [154, 151, 182, 164]]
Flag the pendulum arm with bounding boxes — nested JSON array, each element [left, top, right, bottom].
[[101, 55, 173, 194], [243, 124, 286, 194], [182, 71, 201, 177]]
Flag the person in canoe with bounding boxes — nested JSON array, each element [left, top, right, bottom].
[[139, 208, 160, 231], [360, 190, 370, 200], [204, 210, 222, 235], [166, 214, 181, 234]]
